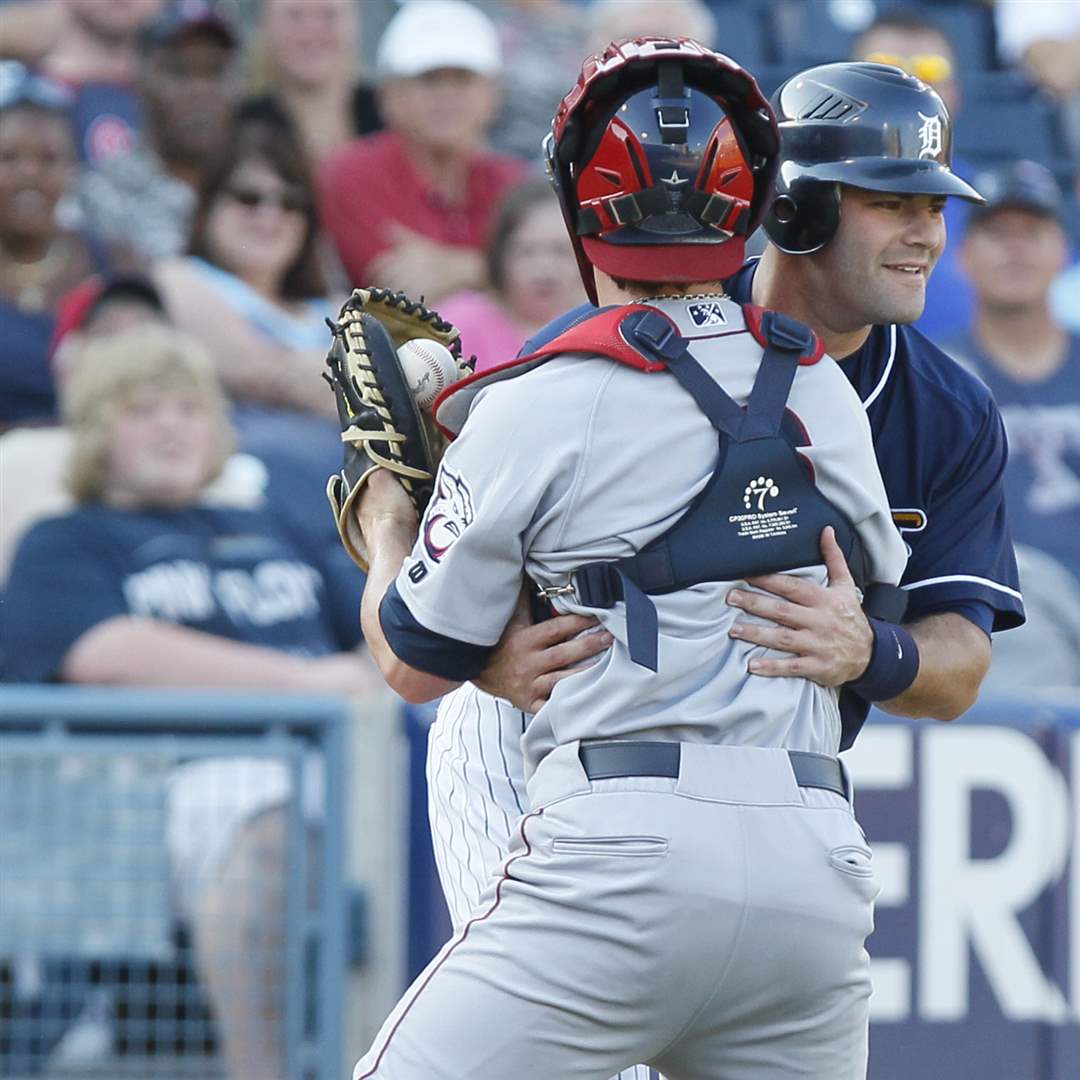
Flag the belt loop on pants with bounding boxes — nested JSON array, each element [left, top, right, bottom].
[[577, 741, 848, 801]]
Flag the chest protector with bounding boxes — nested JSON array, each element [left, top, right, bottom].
[[486, 304, 906, 674]]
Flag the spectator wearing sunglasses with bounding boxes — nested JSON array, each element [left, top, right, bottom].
[[78, 0, 241, 261], [0, 63, 136, 430], [152, 125, 344, 498], [852, 9, 976, 344]]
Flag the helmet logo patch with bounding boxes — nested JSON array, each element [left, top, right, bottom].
[[687, 301, 728, 328], [916, 112, 944, 159]]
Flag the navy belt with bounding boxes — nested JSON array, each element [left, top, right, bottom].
[[578, 740, 848, 801]]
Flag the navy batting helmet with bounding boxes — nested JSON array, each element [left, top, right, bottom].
[[545, 37, 780, 304], [764, 61, 984, 255]]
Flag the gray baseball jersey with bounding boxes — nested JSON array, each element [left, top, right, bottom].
[[356, 297, 906, 1079], [400, 297, 905, 779]]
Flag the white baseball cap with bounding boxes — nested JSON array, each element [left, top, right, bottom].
[[376, 0, 502, 80]]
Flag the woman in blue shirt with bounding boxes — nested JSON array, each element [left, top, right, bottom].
[[152, 124, 342, 473]]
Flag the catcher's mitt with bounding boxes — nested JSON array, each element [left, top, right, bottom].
[[324, 287, 465, 571]]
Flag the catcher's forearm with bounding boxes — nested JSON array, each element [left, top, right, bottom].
[[359, 513, 459, 703], [874, 612, 990, 720]]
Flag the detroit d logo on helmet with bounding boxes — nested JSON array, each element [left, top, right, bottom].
[[916, 111, 943, 159], [422, 466, 475, 564]]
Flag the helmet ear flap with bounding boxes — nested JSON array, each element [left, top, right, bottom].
[[764, 177, 840, 255]]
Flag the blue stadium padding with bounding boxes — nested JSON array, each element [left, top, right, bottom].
[[767, 0, 856, 67], [858, 696, 1079, 1080], [703, 2, 770, 67], [956, 97, 1063, 165], [1045, 718, 1080, 1079]]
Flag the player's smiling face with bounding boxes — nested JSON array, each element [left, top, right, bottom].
[[818, 186, 947, 327]]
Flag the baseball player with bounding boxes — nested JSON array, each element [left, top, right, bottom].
[[422, 58, 1026, 1080], [722, 61, 1024, 730], [347, 38, 908, 1079]]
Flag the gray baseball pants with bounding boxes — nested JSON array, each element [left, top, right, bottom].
[[353, 742, 879, 1080]]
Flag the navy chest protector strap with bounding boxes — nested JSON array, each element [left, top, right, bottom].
[[541, 306, 907, 673]]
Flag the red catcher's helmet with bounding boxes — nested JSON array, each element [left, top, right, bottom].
[[545, 37, 779, 304]]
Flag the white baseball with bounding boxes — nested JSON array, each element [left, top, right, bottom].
[[396, 338, 459, 409]]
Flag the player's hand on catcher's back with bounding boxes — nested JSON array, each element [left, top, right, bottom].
[[726, 526, 875, 686], [474, 583, 614, 714]]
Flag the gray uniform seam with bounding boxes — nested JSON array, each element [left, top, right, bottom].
[[538, 788, 850, 810], [527, 788, 597, 815], [676, 792, 850, 810]]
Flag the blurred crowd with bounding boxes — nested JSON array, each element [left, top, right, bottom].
[[0, 0, 1078, 1075], [1, 0, 1077, 687]]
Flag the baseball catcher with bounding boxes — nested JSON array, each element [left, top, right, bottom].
[[324, 287, 465, 570], [347, 36, 910, 1080]]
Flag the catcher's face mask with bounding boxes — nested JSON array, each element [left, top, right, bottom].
[[544, 37, 780, 303]]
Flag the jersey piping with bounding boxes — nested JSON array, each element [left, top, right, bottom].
[[861, 324, 897, 410], [902, 573, 1024, 601]]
